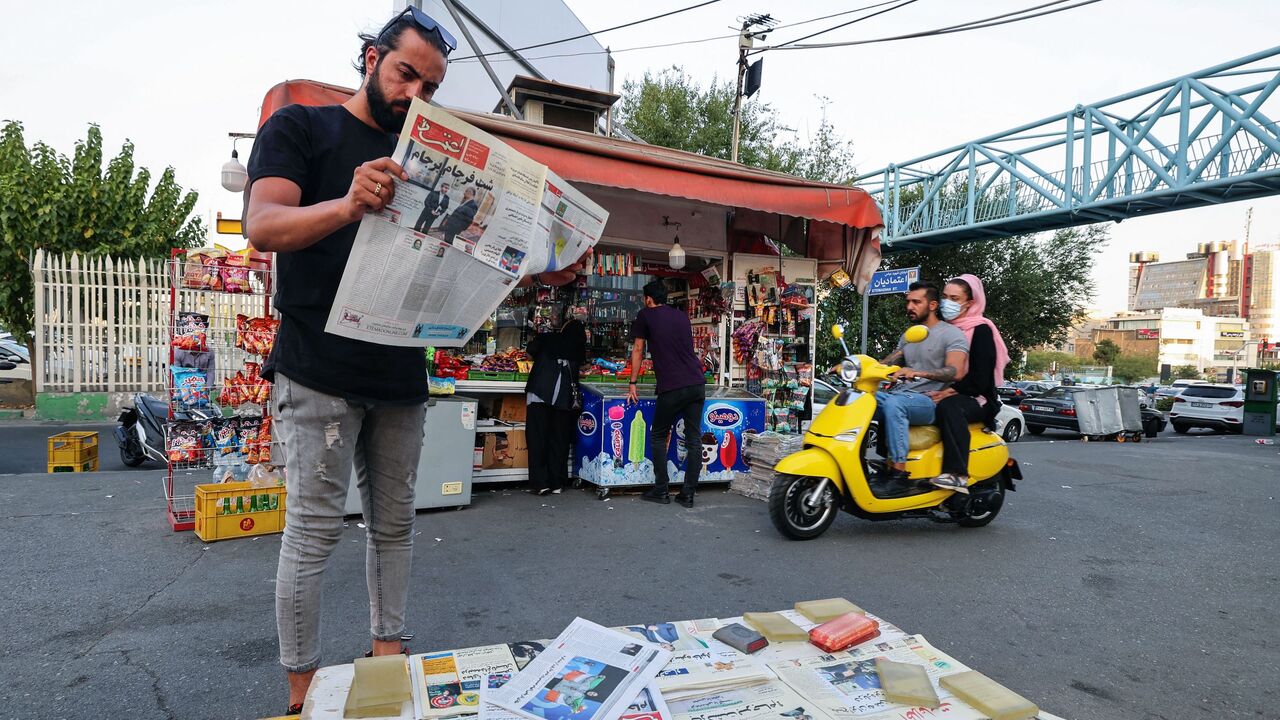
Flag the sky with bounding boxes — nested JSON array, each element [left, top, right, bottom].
[[3, 0, 1279, 316]]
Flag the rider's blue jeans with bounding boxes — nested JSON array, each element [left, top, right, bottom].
[[874, 390, 936, 464]]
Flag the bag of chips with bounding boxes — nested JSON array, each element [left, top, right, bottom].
[[239, 419, 260, 464], [257, 417, 273, 465], [167, 422, 202, 463], [170, 366, 210, 409], [214, 417, 240, 457], [221, 250, 252, 293], [172, 311, 209, 352]]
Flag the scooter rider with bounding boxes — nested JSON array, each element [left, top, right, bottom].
[[874, 281, 969, 491]]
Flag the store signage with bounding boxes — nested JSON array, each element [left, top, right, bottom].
[[705, 404, 743, 429], [578, 411, 597, 435], [1136, 328, 1160, 339], [867, 267, 921, 296], [1220, 331, 1245, 338]]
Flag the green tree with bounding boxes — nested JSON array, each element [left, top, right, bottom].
[[1172, 365, 1200, 380], [1023, 350, 1081, 378], [1093, 339, 1120, 366], [0, 121, 204, 340], [1111, 352, 1157, 383]]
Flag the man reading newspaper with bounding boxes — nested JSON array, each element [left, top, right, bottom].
[[244, 8, 460, 713]]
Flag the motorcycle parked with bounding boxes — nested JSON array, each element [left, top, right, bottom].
[[115, 392, 219, 467], [769, 324, 1023, 540]]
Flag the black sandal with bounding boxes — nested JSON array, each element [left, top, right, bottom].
[[285, 702, 303, 715], [365, 633, 414, 658]]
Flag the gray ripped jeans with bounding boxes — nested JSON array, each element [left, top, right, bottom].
[[274, 374, 425, 673]]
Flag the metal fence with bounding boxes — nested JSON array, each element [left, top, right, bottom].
[[31, 250, 266, 394]]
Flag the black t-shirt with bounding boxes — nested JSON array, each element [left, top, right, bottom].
[[953, 324, 999, 421], [247, 104, 428, 404]]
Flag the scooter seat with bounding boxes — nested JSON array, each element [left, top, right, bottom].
[[142, 394, 169, 419], [907, 423, 990, 450], [907, 426, 942, 450]]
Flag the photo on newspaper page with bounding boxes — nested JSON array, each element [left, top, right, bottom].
[[525, 169, 608, 276], [410, 644, 519, 719], [489, 618, 672, 720], [325, 99, 604, 347]]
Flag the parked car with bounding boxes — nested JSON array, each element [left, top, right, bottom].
[[0, 339, 30, 384], [811, 378, 1025, 445], [997, 381, 1054, 403], [1020, 386, 1165, 437], [1168, 384, 1245, 434]]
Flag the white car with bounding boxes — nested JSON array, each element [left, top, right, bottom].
[[1169, 384, 1244, 434], [811, 378, 1026, 444], [0, 339, 30, 384]]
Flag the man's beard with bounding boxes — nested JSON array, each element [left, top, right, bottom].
[[366, 60, 411, 133]]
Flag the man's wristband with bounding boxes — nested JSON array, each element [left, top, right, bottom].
[[629, 379, 638, 385]]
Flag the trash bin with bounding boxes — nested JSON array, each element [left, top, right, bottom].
[[1073, 387, 1123, 439], [1242, 369, 1278, 437], [1116, 387, 1145, 434]]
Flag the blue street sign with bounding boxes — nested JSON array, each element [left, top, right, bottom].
[[867, 267, 921, 296]]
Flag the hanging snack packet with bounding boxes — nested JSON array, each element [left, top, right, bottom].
[[215, 417, 241, 457], [221, 250, 252, 293], [172, 311, 210, 352], [235, 314, 250, 351], [248, 317, 279, 356], [182, 250, 214, 289], [171, 366, 210, 409], [167, 422, 201, 463], [239, 418, 261, 464], [257, 417, 273, 465], [201, 249, 226, 291]]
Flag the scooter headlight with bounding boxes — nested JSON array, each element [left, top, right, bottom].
[[839, 358, 860, 383]]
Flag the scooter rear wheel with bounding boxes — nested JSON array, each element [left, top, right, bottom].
[[769, 474, 838, 540], [119, 439, 146, 467]]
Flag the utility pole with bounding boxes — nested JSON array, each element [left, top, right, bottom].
[[730, 14, 775, 163]]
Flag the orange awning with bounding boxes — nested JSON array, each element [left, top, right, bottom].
[[256, 80, 882, 287]]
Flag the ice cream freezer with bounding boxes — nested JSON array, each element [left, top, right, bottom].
[[344, 396, 478, 514], [574, 383, 766, 499]]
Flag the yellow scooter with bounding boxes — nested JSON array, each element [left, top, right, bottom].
[[769, 324, 1022, 540]]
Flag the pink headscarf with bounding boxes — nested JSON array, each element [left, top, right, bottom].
[[947, 274, 1010, 388]]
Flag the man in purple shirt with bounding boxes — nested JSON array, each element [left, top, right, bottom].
[[627, 281, 707, 508]]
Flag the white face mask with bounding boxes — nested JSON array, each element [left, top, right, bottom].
[[940, 299, 964, 320]]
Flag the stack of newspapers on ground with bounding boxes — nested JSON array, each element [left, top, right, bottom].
[[307, 601, 1054, 720], [735, 432, 805, 500]]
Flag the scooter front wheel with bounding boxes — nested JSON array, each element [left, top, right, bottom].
[[769, 474, 838, 540], [119, 438, 146, 467]]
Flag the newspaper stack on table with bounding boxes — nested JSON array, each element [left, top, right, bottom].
[[296, 607, 1064, 720], [326, 99, 607, 348]]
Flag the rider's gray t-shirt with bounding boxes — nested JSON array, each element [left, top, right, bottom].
[[893, 321, 969, 394]]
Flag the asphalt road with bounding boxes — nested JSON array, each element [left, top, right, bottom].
[[1, 428, 1277, 719], [0, 422, 137, 475]]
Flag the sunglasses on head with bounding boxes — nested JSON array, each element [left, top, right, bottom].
[[378, 6, 457, 56]]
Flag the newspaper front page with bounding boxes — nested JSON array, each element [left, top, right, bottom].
[[488, 618, 672, 720], [768, 636, 984, 720], [410, 644, 520, 718], [326, 99, 607, 347]]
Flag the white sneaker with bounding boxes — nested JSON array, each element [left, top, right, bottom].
[[551, 489, 562, 495], [929, 473, 970, 494]]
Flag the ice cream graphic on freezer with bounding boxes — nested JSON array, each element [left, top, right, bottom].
[[608, 405, 626, 466], [628, 410, 648, 464]]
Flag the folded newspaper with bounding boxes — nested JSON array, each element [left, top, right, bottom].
[[487, 618, 673, 720], [767, 636, 985, 720], [409, 643, 520, 718], [482, 682, 672, 720], [326, 98, 608, 347]]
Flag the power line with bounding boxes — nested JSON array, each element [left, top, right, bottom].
[[450, 0, 722, 61], [451, 1, 908, 66], [760, 0, 921, 50], [762, 0, 1106, 53]]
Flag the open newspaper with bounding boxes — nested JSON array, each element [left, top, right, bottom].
[[667, 679, 835, 720], [767, 636, 985, 720], [488, 618, 672, 720], [326, 98, 608, 347]]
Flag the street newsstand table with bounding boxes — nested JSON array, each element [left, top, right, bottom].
[[274, 607, 1069, 720]]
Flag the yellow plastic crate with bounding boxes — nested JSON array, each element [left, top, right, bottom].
[[47, 431, 99, 473], [194, 481, 287, 542]]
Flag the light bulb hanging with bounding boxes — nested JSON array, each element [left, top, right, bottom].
[[663, 215, 686, 269]]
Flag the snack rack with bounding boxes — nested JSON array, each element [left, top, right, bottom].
[[164, 248, 277, 531]]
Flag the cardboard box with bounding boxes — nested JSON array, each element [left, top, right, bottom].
[[498, 395, 527, 422], [507, 430, 528, 468], [481, 430, 528, 469]]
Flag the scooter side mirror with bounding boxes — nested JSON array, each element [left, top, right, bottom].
[[831, 324, 844, 340], [903, 325, 929, 344]]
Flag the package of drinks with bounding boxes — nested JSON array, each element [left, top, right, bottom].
[[808, 612, 880, 652]]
